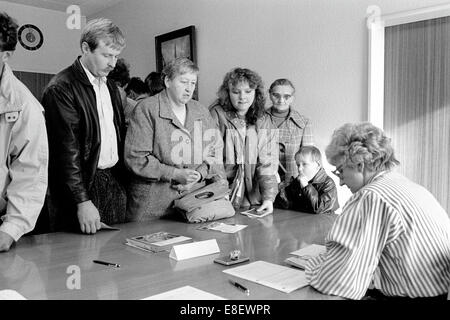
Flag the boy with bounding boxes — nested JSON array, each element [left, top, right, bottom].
[[277, 146, 339, 214]]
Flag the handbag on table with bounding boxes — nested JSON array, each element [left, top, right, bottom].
[[173, 179, 235, 223]]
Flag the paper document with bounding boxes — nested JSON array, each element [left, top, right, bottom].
[[0, 290, 27, 300], [100, 222, 120, 231], [142, 285, 226, 300], [290, 244, 326, 258], [223, 260, 308, 293], [197, 222, 247, 233]]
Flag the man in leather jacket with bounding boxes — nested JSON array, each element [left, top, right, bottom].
[[42, 18, 127, 234]]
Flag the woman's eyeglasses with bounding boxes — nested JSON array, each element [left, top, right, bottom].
[[332, 165, 344, 178], [271, 93, 292, 101]]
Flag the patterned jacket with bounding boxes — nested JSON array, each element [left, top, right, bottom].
[[266, 107, 313, 182]]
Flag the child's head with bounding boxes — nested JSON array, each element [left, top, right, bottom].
[[295, 146, 322, 179]]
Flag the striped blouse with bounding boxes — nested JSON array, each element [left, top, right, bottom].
[[305, 171, 450, 300]]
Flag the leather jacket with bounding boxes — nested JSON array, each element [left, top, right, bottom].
[[277, 167, 339, 214], [42, 58, 125, 209]]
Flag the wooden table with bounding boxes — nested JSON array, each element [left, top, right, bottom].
[[0, 209, 340, 300]]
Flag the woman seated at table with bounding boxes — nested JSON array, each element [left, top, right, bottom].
[[209, 67, 279, 214], [305, 122, 450, 300], [124, 58, 227, 222]]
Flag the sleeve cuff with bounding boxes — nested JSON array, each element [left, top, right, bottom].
[[0, 222, 24, 242], [160, 165, 176, 182]]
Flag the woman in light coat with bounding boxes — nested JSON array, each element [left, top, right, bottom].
[[125, 58, 226, 221]]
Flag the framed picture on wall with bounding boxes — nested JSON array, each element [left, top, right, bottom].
[[155, 25, 198, 99]]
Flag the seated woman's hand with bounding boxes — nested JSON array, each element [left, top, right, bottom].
[[173, 168, 201, 185]]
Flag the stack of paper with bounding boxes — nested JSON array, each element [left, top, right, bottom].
[[285, 244, 326, 269], [125, 231, 193, 253], [223, 260, 308, 293]]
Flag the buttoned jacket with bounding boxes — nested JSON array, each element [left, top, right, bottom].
[[125, 90, 225, 220], [0, 63, 48, 240]]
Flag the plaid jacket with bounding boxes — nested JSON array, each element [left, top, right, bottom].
[[266, 107, 314, 182]]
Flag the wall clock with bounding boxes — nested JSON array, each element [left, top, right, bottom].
[[18, 24, 44, 51]]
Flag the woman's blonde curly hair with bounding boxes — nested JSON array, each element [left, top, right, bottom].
[[325, 122, 399, 172]]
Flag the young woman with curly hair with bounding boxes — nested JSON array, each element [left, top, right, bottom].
[[209, 67, 279, 214]]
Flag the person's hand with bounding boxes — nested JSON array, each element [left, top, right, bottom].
[[172, 169, 201, 185], [171, 180, 198, 192], [256, 200, 273, 215], [297, 174, 309, 188], [77, 200, 101, 234], [0, 231, 15, 252]]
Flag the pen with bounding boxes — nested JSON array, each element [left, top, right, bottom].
[[93, 260, 120, 268], [229, 280, 250, 295]]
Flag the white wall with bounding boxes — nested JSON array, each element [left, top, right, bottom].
[[0, 1, 84, 74], [91, 0, 450, 208], [92, 0, 450, 146]]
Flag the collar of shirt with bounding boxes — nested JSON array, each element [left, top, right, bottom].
[[267, 107, 308, 129], [79, 59, 107, 87]]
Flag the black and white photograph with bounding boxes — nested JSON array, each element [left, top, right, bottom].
[[0, 0, 449, 314]]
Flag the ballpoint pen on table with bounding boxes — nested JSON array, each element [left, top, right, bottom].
[[229, 280, 250, 295], [93, 260, 121, 268]]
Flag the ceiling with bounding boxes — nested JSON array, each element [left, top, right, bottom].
[[8, 0, 124, 17]]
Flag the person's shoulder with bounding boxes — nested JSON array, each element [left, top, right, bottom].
[[289, 108, 310, 127], [2, 68, 43, 114], [208, 100, 224, 113], [256, 112, 273, 129], [44, 65, 75, 94], [134, 94, 159, 113], [188, 98, 207, 111]]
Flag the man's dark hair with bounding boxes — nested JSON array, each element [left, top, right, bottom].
[[108, 58, 130, 87], [125, 77, 149, 96], [144, 71, 165, 96], [0, 12, 18, 52]]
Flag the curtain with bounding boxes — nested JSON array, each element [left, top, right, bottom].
[[384, 16, 450, 215], [13, 70, 54, 101]]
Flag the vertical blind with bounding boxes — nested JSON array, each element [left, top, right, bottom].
[[384, 16, 450, 215]]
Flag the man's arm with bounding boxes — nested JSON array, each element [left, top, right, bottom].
[[42, 84, 90, 203], [0, 102, 48, 251], [42, 85, 99, 233]]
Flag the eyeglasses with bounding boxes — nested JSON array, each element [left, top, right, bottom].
[[271, 93, 293, 101], [332, 165, 345, 178]]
